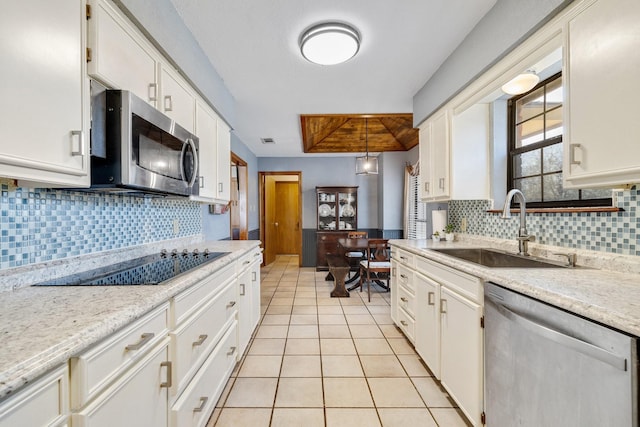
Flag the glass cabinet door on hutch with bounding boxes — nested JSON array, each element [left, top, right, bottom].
[[316, 186, 358, 270]]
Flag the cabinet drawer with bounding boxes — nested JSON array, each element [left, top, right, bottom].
[[397, 284, 416, 319], [236, 248, 262, 273], [416, 256, 482, 303], [171, 322, 238, 427], [393, 248, 415, 268], [72, 338, 170, 427], [396, 264, 414, 293], [172, 262, 236, 327], [396, 307, 415, 343], [0, 365, 68, 427], [171, 280, 237, 395], [70, 303, 169, 409]]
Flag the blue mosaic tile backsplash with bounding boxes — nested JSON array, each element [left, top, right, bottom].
[[448, 187, 639, 256], [0, 184, 202, 269]]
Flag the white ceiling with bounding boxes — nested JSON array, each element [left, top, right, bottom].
[[168, 0, 497, 157]]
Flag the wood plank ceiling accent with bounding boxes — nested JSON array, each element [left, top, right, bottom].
[[300, 114, 418, 153]]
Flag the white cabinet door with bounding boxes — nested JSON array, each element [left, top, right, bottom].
[[418, 110, 450, 201], [431, 110, 450, 200], [440, 287, 483, 427], [0, 365, 69, 427], [414, 272, 441, 379], [390, 259, 400, 324], [72, 339, 170, 427], [237, 267, 253, 358], [192, 100, 218, 201], [250, 256, 262, 330], [564, 0, 640, 189], [87, 0, 159, 107], [0, 0, 89, 187], [160, 65, 196, 133], [216, 120, 231, 202]]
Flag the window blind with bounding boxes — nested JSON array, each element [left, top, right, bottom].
[[406, 174, 428, 239]]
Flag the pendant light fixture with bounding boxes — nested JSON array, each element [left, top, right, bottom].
[[299, 22, 360, 65], [355, 118, 378, 175]]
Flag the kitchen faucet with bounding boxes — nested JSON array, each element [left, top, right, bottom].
[[501, 189, 535, 256]]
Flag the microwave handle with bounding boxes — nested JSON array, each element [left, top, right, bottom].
[[179, 138, 199, 188]]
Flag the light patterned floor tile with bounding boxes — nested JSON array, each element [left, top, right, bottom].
[[353, 338, 394, 355], [271, 408, 325, 427], [359, 355, 406, 377], [224, 378, 278, 407], [248, 338, 286, 355], [325, 408, 381, 427], [285, 338, 320, 355], [368, 377, 425, 407], [323, 377, 374, 407], [275, 377, 324, 407], [322, 355, 364, 377], [237, 355, 282, 377], [281, 355, 321, 377], [429, 408, 470, 426], [412, 377, 455, 407], [320, 338, 357, 355], [377, 408, 438, 427], [213, 408, 272, 427]]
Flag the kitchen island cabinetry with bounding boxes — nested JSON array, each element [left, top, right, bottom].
[[0, 0, 90, 188], [563, 0, 640, 189], [0, 365, 69, 427], [391, 244, 484, 426]]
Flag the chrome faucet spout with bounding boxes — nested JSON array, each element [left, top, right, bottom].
[[501, 189, 534, 256]]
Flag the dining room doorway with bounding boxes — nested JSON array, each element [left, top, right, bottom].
[[259, 172, 302, 266]]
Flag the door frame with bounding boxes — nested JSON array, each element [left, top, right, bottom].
[[230, 152, 248, 240], [259, 171, 302, 266]]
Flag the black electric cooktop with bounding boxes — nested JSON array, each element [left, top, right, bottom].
[[34, 250, 229, 286]]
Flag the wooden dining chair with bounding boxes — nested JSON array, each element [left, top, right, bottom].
[[358, 238, 391, 302], [345, 231, 368, 277]]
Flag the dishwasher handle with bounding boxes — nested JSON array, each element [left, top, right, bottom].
[[486, 295, 627, 371]]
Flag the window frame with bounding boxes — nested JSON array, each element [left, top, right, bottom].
[[507, 72, 612, 208]]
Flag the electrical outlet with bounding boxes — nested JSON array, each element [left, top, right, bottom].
[[460, 217, 468, 232], [173, 219, 180, 235]]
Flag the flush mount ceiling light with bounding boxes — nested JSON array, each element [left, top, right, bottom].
[[299, 22, 360, 65], [501, 70, 540, 95], [356, 119, 378, 175]]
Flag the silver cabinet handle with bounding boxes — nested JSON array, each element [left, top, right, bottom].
[[400, 256, 407, 261], [440, 299, 447, 314], [400, 274, 408, 280], [391, 267, 396, 277], [148, 83, 157, 102], [193, 396, 208, 412], [70, 130, 84, 156], [240, 283, 246, 296], [192, 334, 208, 347], [569, 143, 582, 166], [439, 177, 445, 190], [199, 176, 204, 188], [125, 333, 154, 351], [400, 297, 408, 303], [252, 271, 257, 281], [424, 182, 430, 193], [227, 300, 236, 308], [243, 260, 251, 265], [400, 320, 408, 326], [218, 182, 223, 193], [486, 296, 627, 371], [227, 346, 237, 356], [160, 361, 172, 388], [164, 95, 173, 112], [428, 292, 435, 305]]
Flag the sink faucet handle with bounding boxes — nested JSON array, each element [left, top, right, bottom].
[[553, 252, 576, 267], [516, 234, 535, 242]]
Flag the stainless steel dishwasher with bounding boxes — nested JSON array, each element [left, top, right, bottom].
[[484, 282, 638, 427]]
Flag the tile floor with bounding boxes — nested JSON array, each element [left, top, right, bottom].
[[207, 255, 470, 427]]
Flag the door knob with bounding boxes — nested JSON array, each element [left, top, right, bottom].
[[274, 222, 279, 227]]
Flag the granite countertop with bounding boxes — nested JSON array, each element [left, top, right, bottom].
[[390, 238, 640, 338], [0, 239, 260, 401]]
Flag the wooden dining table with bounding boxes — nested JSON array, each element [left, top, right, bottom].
[[336, 237, 370, 291]]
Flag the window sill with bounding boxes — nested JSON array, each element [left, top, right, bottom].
[[487, 207, 622, 214]]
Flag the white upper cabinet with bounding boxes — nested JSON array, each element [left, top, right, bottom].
[[159, 64, 196, 133], [563, 0, 640, 189], [419, 110, 451, 201], [87, 0, 159, 107], [451, 104, 490, 199], [216, 120, 231, 203], [0, 0, 90, 187], [192, 100, 218, 202]]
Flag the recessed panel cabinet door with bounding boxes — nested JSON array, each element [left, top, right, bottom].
[[160, 65, 196, 133], [414, 272, 441, 379], [87, 0, 159, 107], [193, 100, 218, 201], [216, 120, 231, 202], [564, 0, 640, 188], [0, 0, 89, 187]]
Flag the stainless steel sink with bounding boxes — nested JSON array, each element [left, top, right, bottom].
[[430, 248, 569, 268]]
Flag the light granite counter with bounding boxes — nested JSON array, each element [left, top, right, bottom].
[[390, 237, 640, 338], [0, 239, 260, 401]]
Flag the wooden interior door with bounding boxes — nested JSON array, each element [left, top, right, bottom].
[[274, 181, 300, 255]]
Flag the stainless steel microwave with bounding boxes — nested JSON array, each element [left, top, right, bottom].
[[90, 89, 199, 197]]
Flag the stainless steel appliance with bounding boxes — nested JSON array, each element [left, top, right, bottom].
[[485, 282, 638, 427], [34, 250, 228, 286], [91, 89, 199, 196]]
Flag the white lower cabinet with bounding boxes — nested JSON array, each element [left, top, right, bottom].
[[236, 248, 263, 358], [170, 321, 237, 427], [0, 365, 69, 427], [72, 338, 171, 427], [391, 244, 484, 426]]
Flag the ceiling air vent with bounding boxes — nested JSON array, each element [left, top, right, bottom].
[[261, 137, 276, 144]]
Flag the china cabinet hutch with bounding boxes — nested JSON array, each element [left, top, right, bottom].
[[315, 186, 358, 270]]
